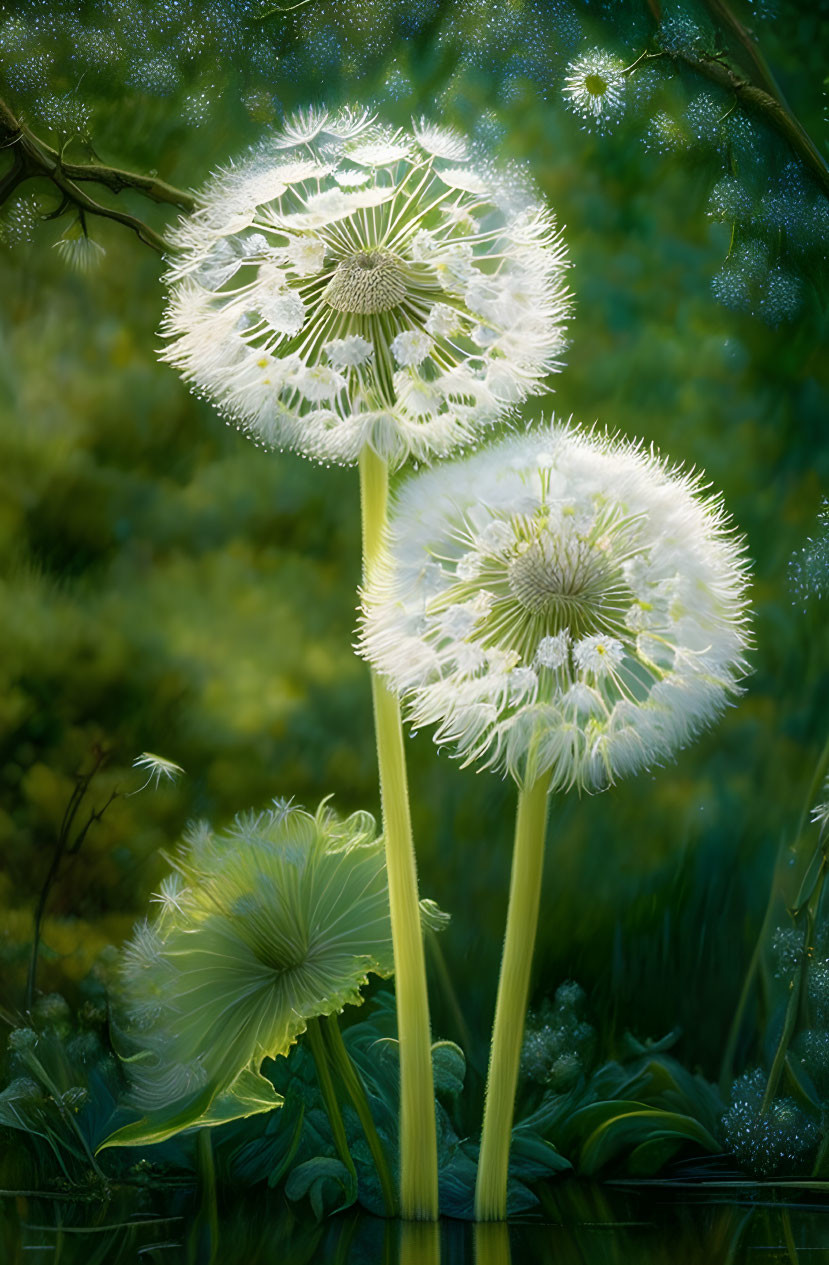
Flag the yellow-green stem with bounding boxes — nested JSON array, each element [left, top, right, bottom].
[[323, 1013, 399, 1217], [306, 1018, 357, 1185], [475, 772, 552, 1221], [359, 446, 439, 1221]]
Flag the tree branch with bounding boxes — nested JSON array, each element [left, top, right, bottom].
[[58, 158, 196, 212], [668, 47, 829, 198], [700, 0, 792, 111], [0, 93, 196, 251], [0, 146, 26, 208]]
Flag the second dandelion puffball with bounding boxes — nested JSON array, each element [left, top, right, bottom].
[[360, 421, 751, 789]]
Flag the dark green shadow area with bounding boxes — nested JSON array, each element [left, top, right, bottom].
[[4, 1181, 829, 1265]]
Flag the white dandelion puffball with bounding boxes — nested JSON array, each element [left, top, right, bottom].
[[563, 50, 627, 130], [360, 421, 751, 790], [162, 106, 570, 467]]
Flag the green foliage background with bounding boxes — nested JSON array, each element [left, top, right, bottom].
[[1, 0, 827, 1113]]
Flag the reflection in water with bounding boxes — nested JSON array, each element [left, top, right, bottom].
[[3, 1183, 829, 1264], [400, 1220, 441, 1265], [475, 1221, 511, 1265]]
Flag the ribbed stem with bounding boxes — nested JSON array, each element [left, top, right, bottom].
[[359, 445, 439, 1221], [306, 1018, 357, 1185], [475, 773, 552, 1221], [323, 1013, 399, 1217]]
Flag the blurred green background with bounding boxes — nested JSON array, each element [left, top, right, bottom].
[[0, 0, 827, 1106]]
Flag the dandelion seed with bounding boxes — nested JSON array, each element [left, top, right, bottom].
[[130, 752, 185, 794], [53, 224, 105, 273]]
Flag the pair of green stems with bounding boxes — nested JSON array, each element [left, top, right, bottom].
[[359, 448, 550, 1221]]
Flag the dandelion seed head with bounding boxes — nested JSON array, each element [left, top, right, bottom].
[[711, 261, 752, 314], [8, 1027, 38, 1055], [521, 983, 594, 1087], [361, 420, 751, 790], [32, 993, 71, 1032], [685, 91, 727, 145], [162, 105, 570, 469], [658, 13, 715, 55], [794, 1029, 829, 1096], [723, 1069, 819, 1176], [807, 958, 829, 1022], [114, 799, 423, 1113], [789, 500, 829, 609], [707, 176, 753, 224], [770, 925, 802, 979], [760, 267, 802, 326], [562, 49, 626, 131]]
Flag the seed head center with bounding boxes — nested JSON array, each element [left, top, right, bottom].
[[584, 73, 609, 97], [507, 537, 615, 635], [323, 249, 407, 315]]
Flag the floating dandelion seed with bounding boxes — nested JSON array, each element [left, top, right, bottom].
[[811, 775, 829, 836], [361, 420, 751, 791], [53, 223, 105, 273], [107, 800, 444, 1145], [130, 752, 185, 794], [162, 105, 570, 468], [562, 50, 627, 131]]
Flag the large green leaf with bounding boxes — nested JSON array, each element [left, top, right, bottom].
[[571, 1100, 719, 1175], [509, 1129, 572, 1179], [97, 1066, 283, 1151], [432, 1041, 465, 1097], [284, 1156, 357, 1219]]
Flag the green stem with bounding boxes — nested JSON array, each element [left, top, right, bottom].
[[27, 1051, 106, 1182], [191, 1130, 219, 1265], [474, 772, 552, 1221], [359, 445, 439, 1222], [306, 1018, 357, 1185], [323, 1013, 399, 1217], [720, 733, 829, 1093], [761, 863, 826, 1112]]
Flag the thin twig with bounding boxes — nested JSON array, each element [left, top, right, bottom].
[[26, 748, 115, 1010], [0, 93, 195, 251], [674, 51, 829, 197]]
